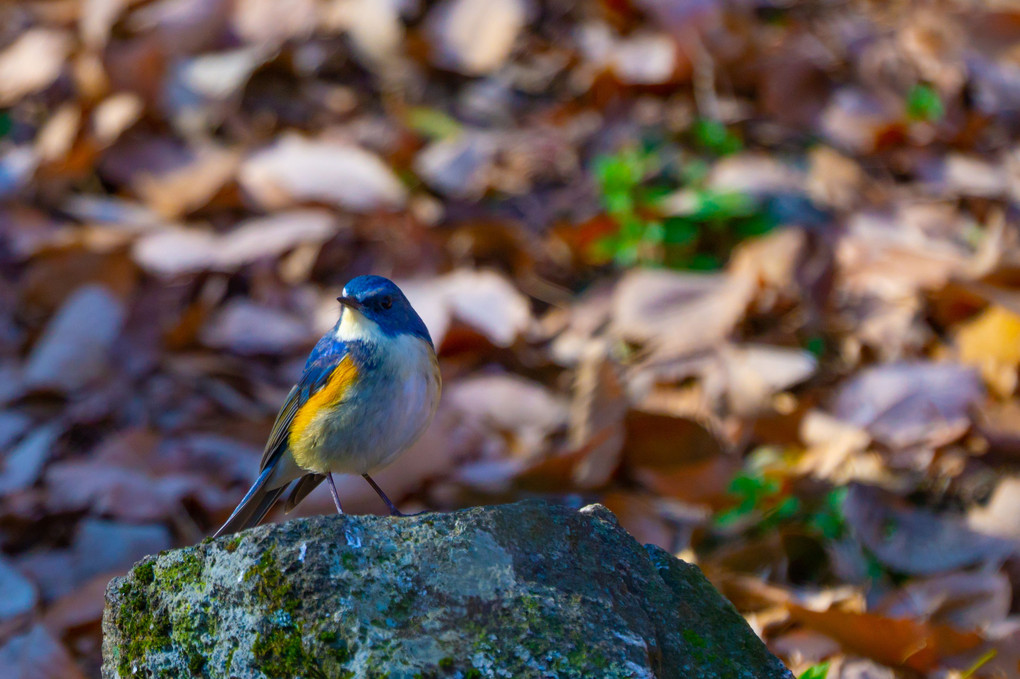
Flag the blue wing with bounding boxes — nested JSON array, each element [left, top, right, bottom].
[[257, 340, 347, 471], [214, 337, 348, 537]]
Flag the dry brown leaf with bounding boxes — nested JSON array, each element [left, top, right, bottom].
[[568, 342, 627, 488], [80, 0, 134, 50], [953, 305, 1020, 397], [323, 0, 405, 68], [578, 24, 682, 86], [35, 105, 81, 164], [969, 476, 1020, 541], [0, 625, 87, 679], [844, 484, 1012, 575], [807, 146, 865, 210], [23, 286, 126, 392], [131, 227, 217, 276], [414, 132, 497, 200], [200, 301, 313, 355], [91, 93, 144, 147], [600, 491, 675, 550], [232, 0, 317, 45], [441, 269, 531, 348], [878, 571, 1011, 630], [0, 425, 62, 496], [707, 154, 805, 197], [832, 362, 982, 450], [426, 0, 525, 76], [0, 30, 72, 106], [787, 605, 982, 672], [797, 410, 871, 482], [135, 145, 240, 219], [611, 269, 754, 360], [239, 133, 407, 211], [41, 572, 110, 635], [445, 373, 567, 459], [0, 555, 37, 625], [721, 344, 817, 417]]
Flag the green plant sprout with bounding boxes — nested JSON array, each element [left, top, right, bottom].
[[589, 133, 775, 269], [713, 448, 848, 541], [906, 84, 944, 121], [798, 662, 829, 679]]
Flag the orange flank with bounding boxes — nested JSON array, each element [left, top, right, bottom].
[[289, 355, 359, 467]]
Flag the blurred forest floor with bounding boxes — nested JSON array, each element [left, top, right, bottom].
[[3, 0, 1020, 677]]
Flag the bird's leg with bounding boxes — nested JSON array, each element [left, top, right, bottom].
[[362, 474, 406, 516], [327, 473, 344, 514]]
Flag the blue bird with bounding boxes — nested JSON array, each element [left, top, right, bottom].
[[214, 275, 441, 537]]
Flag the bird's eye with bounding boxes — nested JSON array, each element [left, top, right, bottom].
[[380, 296, 393, 310]]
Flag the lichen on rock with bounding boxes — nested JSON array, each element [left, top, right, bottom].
[[102, 501, 793, 678]]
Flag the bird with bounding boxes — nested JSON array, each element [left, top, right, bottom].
[[214, 275, 441, 537]]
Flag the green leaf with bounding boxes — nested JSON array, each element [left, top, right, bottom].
[[906, 84, 944, 121], [663, 218, 698, 246], [406, 107, 462, 140], [692, 118, 743, 155], [798, 662, 829, 679], [690, 190, 757, 221]]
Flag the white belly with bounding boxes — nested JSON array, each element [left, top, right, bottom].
[[303, 334, 440, 474]]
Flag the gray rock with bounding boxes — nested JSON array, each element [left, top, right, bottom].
[[102, 501, 792, 679]]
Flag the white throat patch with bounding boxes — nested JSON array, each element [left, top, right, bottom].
[[335, 306, 385, 343]]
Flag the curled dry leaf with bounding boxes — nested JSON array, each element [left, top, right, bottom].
[[797, 410, 870, 482], [878, 571, 1011, 630], [426, 0, 525, 76], [600, 491, 676, 551], [35, 105, 81, 164], [131, 227, 216, 276], [625, 410, 734, 508], [707, 154, 805, 197], [843, 484, 1012, 575], [214, 210, 338, 270], [832, 361, 982, 450], [414, 132, 497, 200], [70, 520, 172, 585], [0, 425, 62, 495], [611, 269, 754, 361], [806, 146, 865, 210], [969, 476, 1020, 542], [0, 624, 87, 679], [721, 344, 817, 417], [133, 145, 240, 219], [91, 93, 145, 147], [133, 210, 338, 275], [400, 270, 530, 349], [232, 0, 318, 45], [80, 0, 132, 50], [578, 24, 681, 86], [23, 286, 126, 392], [953, 304, 1020, 397], [0, 555, 37, 623], [45, 461, 226, 522], [0, 148, 39, 200], [200, 300, 313, 355], [239, 133, 407, 211], [445, 373, 567, 459], [0, 29, 72, 106], [788, 604, 982, 673], [568, 341, 627, 488], [324, 0, 405, 68], [41, 572, 110, 636]]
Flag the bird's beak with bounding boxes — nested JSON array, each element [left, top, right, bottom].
[[337, 296, 363, 311]]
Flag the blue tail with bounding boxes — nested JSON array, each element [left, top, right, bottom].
[[213, 465, 287, 537]]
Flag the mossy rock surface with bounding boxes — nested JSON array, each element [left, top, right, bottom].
[[102, 500, 792, 679]]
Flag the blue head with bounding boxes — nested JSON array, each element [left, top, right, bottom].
[[336, 275, 433, 347]]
